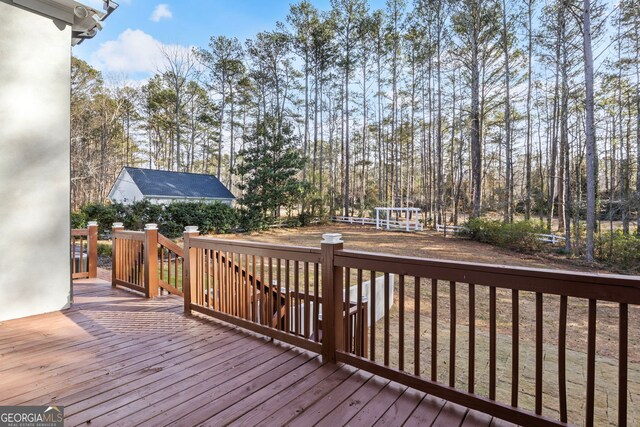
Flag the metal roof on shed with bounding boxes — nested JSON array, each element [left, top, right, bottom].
[[123, 167, 235, 199]]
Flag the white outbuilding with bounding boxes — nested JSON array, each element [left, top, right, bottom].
[[108, 167, 236, 205]]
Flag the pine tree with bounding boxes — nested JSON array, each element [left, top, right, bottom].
[[236, 114, 307, 228]]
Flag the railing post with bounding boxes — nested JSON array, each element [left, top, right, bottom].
[[321, 233, 344, 364], [111, 223, 124, 287], [144, 223, 159, 298], [87, 221, 98, 279], [183, 226, 199, 314]]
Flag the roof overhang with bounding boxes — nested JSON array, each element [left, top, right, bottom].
[[12, 0, 118, 45]]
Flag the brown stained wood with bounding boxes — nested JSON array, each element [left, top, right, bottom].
[[536, 292, 543, 415], [490, 286, 496, 400], [190, 237, 321, 263], [399, 275, 405, 371], [415, 276, 420, 376], [370, 270, 376, 362], [144, 350, 311, 427], [345, 268, 351, 351], [586, 299, 596, 427], [402, 394, 447, 427], [558, 295, 567, 422], [347, 380, 406, 425], [334, 250, 640, 304], [469, 283, 476, 394], [450, 281, 457, 388], [512, 289, 519, 408], [384, 272, 390, 366], [357, 269, 364, 356], [314, 263, 320, 341], [294, 260, 300, 336], [373, 387, 425, 427], [285, 259, 290, 333], [432, 401, 469, 427], [288, 370, 375, 427], [252, 255, 257, 323], [432, 278, 438, 382], [620, 302, 628, 427], [234, 364, 355, 426], [5, 278, 514, 427], [461, 409, 494, 427], [315, 376, 389, 427], [303, 262, 309, 338]]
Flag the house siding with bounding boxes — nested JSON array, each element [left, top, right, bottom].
[[0, 1, 72, 321]]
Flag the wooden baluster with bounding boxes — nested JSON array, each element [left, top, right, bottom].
[[469, 283, 475, 393], [431, 278, 438, 382], [268, 257, 273, 328], [370, 270, 376, 361], [558, 295, 567, 421], [303, 261, 309, 338], [384, 273, 390, 366], [313, 263, 319, 341], [586, 299, 596, 427], [285, 259, 290, 333], [415, 276, 420, 376], [293, 261, 300, 335], [277, 259, 282, 330], [356, 269, 363, 356], [252, 255, 257, 322], [345, 268, 351, 352], [512, 289, 520, 407], [245, 254, 253, 320], [490, 286, 497, 400], [535, 292, 543, 413], [260, 256, 265, 325], [399, 275, 405, 371], [620, 302, 628, 427], [450, 281, 456, 388]]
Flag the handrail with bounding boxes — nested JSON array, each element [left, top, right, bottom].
[[70, 223, 97, 279], [112, 226, 640, 426]]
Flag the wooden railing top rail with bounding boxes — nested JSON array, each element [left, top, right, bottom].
[[113, 230, 145, 241], [190, 236, 322, 263], [158, 233, 183, 257], [71, 228, 89, 236], [335, 248, 640, 304]]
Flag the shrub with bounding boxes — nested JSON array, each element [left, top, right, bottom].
[[595, 231, 640, 273], [71, 211, 86, 229], [73, 201, 239, 239], [97, 242, 112, 257], [463, 218, 546, 252]]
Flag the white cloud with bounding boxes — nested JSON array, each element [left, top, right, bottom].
[[90, 29, 194, 77], [150, 4, 172, 22], [90, 29, 164, 74]]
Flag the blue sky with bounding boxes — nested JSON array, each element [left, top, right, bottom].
[[73, 0, 386, 81]]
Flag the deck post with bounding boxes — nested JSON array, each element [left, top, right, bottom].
[[144, 223, 159, 298], [87, 221, 98, 278], [111, 223, 124, 287], [183, 226, 199, 314], [321, 233, 344, 364]]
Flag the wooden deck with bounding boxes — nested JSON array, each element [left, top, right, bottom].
[[0, 278, 516, 426]]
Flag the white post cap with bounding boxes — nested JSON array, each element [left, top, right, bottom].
[[184, 226, 199, 233], [144, 223, 158, 230], [87, 221, 98, 226], [112, 222, 124, 228], [322, 233, 343, 244]]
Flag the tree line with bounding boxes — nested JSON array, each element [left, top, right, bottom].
[[71, 0, 639, 262]]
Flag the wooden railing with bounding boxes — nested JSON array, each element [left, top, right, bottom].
[[71, 222, 97, 279], [111, 223, 185, 298], [113, 225, 639, 426], [158, 233, 184, 296], [330, 248, 640, 427], [181, 230, 369, 358]]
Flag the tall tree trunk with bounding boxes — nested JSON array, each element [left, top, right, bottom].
[[583, 0, 597, 262]]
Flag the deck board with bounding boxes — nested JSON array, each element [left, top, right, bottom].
[[0, 278, 512, 426]]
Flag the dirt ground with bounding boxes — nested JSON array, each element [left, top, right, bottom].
[[206, 223, 639, 426], [211, 223, 611, 272]]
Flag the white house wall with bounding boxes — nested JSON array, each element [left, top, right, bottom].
[[109, 169, 145, 204], [0, 1, 72, 321]]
